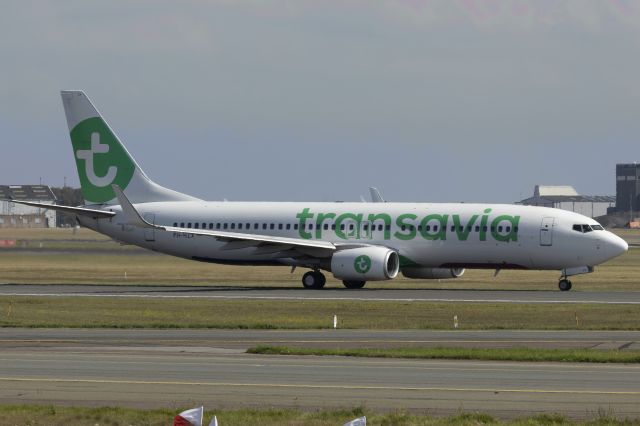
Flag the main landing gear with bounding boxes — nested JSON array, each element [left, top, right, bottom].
[[558, 278, 572, 292], [300, 271, 368, 289], [342, 280, 366, 289], [302, 270, 326, 289]]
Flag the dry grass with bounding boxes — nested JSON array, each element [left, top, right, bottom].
[[1, 296, 640, 329], [0, 405, 637, 425], [0, 227, 110, 241]]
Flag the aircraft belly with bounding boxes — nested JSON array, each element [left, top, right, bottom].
[[401, 240, 533, 270]]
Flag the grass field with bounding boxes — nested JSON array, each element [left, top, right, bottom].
[[2, 296, 639, 329], [0, 405, 637, 426], [0, 228, 639, 290], [247, 346, 640, 363]]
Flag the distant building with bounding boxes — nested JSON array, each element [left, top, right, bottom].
[[518, 185, 615, 218], [0, 185, 56, 228], [616, 163, 640, 215]]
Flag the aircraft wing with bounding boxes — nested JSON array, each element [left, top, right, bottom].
[[4, 199, 116, 219], [112, 185, 336, 253]]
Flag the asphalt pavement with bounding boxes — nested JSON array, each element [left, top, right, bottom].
[[2, 284, 640, 304], [1, 328, 640, 417]]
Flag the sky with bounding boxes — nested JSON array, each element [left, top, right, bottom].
[[1, 0, 639, 203]]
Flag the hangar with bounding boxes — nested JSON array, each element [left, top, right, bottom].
[[517, 185, 615, 218], [0, 185, 57, 228]]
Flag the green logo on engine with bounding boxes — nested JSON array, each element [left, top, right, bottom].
[[354, 255, 372, 274]]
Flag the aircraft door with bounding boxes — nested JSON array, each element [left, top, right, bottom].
[[540, 217, 555, 246], [143, 213, 155, 242]]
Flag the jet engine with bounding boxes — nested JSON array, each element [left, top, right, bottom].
[[401, 267, 465, 279], [331, 247, 399, 281]]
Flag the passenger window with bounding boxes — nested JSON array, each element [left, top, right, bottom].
[[401, 225, 406, 231], [194, 223, 199, 229], [239, 223, 243, 230], [216, 223, 221, 229], [340, 224, 345, 231], [223, 223, 228, 230], [498, 226, 503, 232], [173, 222, 177, 227], [286, 224, 291, 230], [475, 226, 479, 232], [309, 224, 314, 230], [254, 223, 259, 230], [482, 226, 487, 232], [450, 226, 455, 232], [180, 222, 185, 228], [385, 225, 391, 231], [331, 224, 336, 230], [506, 226, 511, 232], [278, 224, 283, 230], [294, 224, 299, 230], [324, 224, 329, 230], [378, 225, 383, 231], [263, 224, 267, 230], [246, 223, 250, 229], [231, 223, 235, 230], [187, 223, 192, 228], [348, 224, 354, 230], [202, 223, 206, 229], [426, 225, 431, 231], [269, 224, 274, 230], [514, 226, 518, 232]]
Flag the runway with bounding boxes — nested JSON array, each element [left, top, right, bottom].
[[1, 329, 640, 417], [2, 284, 640, 304], [2, 329, 640, 351]]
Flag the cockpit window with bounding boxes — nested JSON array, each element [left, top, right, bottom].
[[591, 224, 604, 231], [572, 224, 594, 233]]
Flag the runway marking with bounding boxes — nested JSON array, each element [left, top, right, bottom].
[[2, 293, 640, 304], [0, 376, 638, 395]]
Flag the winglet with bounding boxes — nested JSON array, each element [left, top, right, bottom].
[[112, 185, 155, 228], [369, 187, 385, 203]]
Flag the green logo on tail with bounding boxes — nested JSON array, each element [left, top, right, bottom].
[[70, 117, 135, 203]]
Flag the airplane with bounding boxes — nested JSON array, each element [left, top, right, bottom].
[[8, 91, 628, 291]]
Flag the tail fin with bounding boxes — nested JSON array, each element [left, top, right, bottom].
[[61, 90, 199, 205]]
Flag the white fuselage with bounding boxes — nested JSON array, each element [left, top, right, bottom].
[[80, 201, 628, 272]]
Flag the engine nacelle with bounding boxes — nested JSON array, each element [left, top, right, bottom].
[[401, 267, 465, 279], [331, 247, 399, 281]]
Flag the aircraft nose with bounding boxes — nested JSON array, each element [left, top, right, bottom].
[[605, 232, 628, 258]]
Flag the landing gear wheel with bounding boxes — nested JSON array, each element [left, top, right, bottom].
[[342, 280, 366, 289], [302, 271, 326, 289], [558, 279, 572, 291]]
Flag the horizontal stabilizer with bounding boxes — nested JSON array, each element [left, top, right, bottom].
[[5, 199, 115, 219], [112, 185, 154, 228]]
